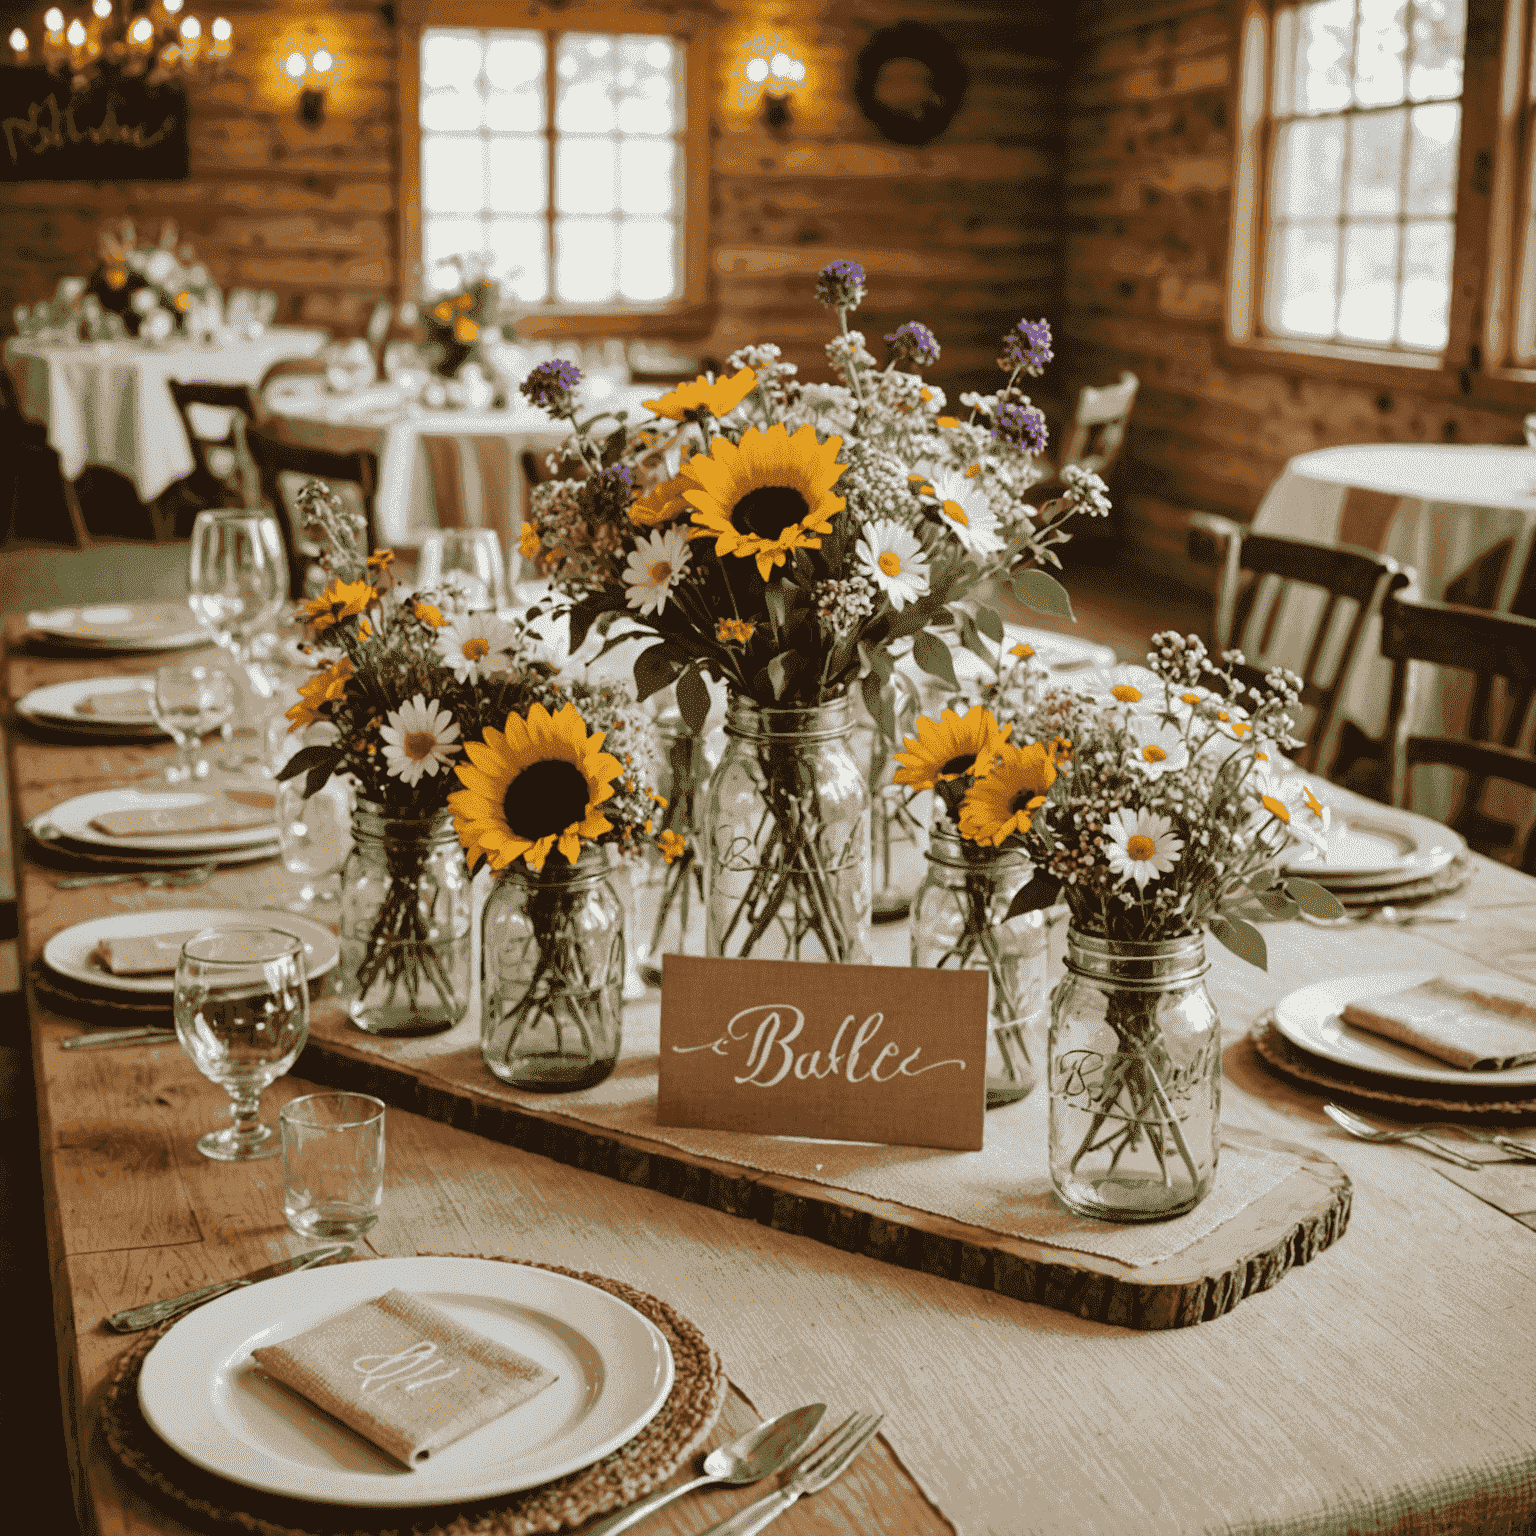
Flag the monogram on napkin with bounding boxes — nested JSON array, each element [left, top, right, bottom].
[[251, 1289, 558, 1467], [1342, 977, 1536, 1071]]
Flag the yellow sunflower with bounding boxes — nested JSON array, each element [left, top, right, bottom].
[[519, 521, 541, 559], [286, 656, 352, 732], [449, 702, 623, 872], [644, 367, 757, 421], [413, 600, 446, 629], [684, 423, 846, 580], [454, 316, 480, 344], [958, 740, 1060, 846], [300, 578, 373, 633], [893, 706, 1012, 790], [630, 472, 694, 528]]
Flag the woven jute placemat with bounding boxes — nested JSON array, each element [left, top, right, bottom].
[[100, 1256, 729, 1536], [1250, 1015, 1536, 1123], [31, 959, 172, 1024]]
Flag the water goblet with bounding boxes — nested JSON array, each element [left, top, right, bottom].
[[416, 527, 508, 611], [174, 927, 311, 1162], [277, 774, 353, 911], [151, 663, 235, 782]]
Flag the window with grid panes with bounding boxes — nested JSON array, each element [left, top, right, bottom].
[[1257, 0, 1467, 353], [418, 28, 685, 305]]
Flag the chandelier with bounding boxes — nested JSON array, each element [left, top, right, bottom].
[[7, 0, 232, 91]]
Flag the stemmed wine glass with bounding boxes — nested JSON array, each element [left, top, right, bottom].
[[276, 774, 353, 910], [150, 663, 235, 783], [416, 527, 508, 611], [174, 927, 310, 1161], [187, 509, 290, 771]]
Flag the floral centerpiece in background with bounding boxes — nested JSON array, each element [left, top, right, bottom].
[[900, 634, 1342, 1218], [516, 260, 1112, 965], [86, 218, 219, 337], [278, 482, 664, 1057], [421, 253, 502, 379]]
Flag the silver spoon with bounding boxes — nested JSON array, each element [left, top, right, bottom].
[[1323, 1104, 1481, 1168], [581, 1403, 826, 1536]]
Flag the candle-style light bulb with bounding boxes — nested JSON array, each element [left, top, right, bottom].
[[66, 19, 86, 45], [284, 50, 306, 78], [745, 57, 768, 83], [163, 0, 183, 12], [9, 27, 28, 55], [130, 16, 152, 43], [44, 8, 64, 31], [310, 49, 331, 72], [211, 17, 231, 41], [92, 0, 112, 18], [180, 16, 199, 37]]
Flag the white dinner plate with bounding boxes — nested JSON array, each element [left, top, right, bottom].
[[1272, 971, 1536, 1087], [16, 675, 163, 730], [1279, 806, 1461, 886], [25, 814, 278, 870], [27, 602, 206, 652], [43, 908, 339, 996], [43, 788, 277, 855], [138, 1256, 675, 1506]]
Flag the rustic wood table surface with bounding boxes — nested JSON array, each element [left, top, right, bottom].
[[10, 614, 1536, 1536]]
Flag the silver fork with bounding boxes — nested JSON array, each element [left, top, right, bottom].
[[698, 1411, 885, 1536], [1324, 1104, 1482, 1168], [56, 865, 216, 890]]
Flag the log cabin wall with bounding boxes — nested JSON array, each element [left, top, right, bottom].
[[0, 0, 1067, 407], [1065, 0, 1536, 586]]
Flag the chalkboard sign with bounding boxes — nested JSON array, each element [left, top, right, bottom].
[[0, 64, 188, 181]]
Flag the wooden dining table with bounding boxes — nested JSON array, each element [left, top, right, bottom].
[[9, 615, 1536, 1536]]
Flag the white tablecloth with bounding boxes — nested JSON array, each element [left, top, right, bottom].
[[3, 329, 329, 500], [267, 380, 655, 545]]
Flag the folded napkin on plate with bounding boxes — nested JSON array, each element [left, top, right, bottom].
[[93, 930, 204, 975], [1342, 977, 1536, 1070], [252, 1289, 558, 1468], [73, 689, 154, 718], [89, 797, 274, 839]]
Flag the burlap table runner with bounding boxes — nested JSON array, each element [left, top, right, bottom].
[[101, 1258, 727, 1536]]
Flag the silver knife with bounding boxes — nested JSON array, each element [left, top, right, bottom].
[[105, 1245, 353, 1332], [63, 1027, 175, 1051]]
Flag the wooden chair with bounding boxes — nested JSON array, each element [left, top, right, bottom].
[[1056, 371, 1139, 480], [1188, 513, 1411, 775], [241, 420, 380, 598], [1379, 592, 1536, 870], [0, 366, 89, 547], [420, 434, 516, 545], [161, 379, 258, 536], [256, 354, 328, 412]]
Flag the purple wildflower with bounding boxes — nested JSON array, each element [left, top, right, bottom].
[[993, 401, 1049, 454], [884, 321, 940, 370], [520, 358, 583, 414], [1000, 317, 1053, 376], [815, 260, 867, 311]]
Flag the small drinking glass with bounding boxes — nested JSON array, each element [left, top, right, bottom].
[[280, 1093, 385, 1241], [151, 663, 235, 782], [416, 527, 508, 611], [174, 927, 311, 1162], [277, 774, 353, 910]]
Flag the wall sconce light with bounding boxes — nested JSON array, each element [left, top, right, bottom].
[[746, 51, 805, 134], [285, 46, 331, 127]]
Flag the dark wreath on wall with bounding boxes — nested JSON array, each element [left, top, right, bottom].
[[853, 22, 968, 146]]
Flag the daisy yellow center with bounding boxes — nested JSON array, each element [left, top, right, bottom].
[[1262, 795, 1291, 824], [964, 464, 981, 479], [1112, 685, 1141, 702], [731, 485, 810, 540], [1181, 692, 1201, 704], [503, 760, 591, 841], [1126, 835, 1156, 860], [403, 729, 438, 762], [462, 637, 490, 662], [650, 560, 674, 584], [878, 550, 903, 577], [1141, 745, 1167, 762], [942, 499, 969, 527]]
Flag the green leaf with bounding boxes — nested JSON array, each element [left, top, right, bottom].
[[911, 630, 958, 689], [634, 643, 683, 702], [766, 650, 800, 699], [1254, 888, 1299, 919], [764, 580, 790, 633], [1209, 914, 1268, 971], [1011, 568, 1076, 620], [1284, 876, 1346, 921], [956, 611, 993, 668], [975, 605, 1005, 643], [303, 761, 339, 799], [566, 593, 618, 654], [600, 426, 628, 468], [275, 744, 339, 783], [675, 666, 711, 734], [858, 641, 892, 685], [861, 670, 895, 739], [1004, 871, 1062, 921]]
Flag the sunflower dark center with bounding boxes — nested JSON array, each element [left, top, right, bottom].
[[1009, 792, 1034, 816], [731, 486, 809, 540], [503, 759, 590, 841], [941, 753, 975, 777]]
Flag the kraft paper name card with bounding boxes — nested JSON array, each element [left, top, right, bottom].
[[658, 955, 989, 1150]]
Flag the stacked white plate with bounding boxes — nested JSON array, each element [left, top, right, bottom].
[[1279, 793, 1464, 906], [29, 787, 281, 870], [15, 676, 168, 741], [26, 602, 206, 653]]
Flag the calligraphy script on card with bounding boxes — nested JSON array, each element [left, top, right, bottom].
[[658, 955, 988, 1150]]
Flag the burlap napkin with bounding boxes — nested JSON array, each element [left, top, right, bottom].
[[251, 1290, 558, 1468], [1342, 977, 1536, 1071], [94, 930, 203, 976], [74, 689, 154, 718], [90, 797, 275, 839]]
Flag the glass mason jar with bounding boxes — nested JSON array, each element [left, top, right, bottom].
[[1048, 929, 1221, 1222], [909, 829, 1051, 1107], [856, 671, 925, 923], [337, 801, 473, 1036], [703, 694, 871, 964], [480, 846, 625, 1090]]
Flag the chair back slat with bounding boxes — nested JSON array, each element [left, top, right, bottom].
[[469, 436, 515, 546], [1057, 371, 1138, 479], [420, 436, 467, 529]]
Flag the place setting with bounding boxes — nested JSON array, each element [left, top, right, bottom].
[[21, 602, 210, 656]]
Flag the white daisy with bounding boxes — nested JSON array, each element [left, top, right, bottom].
[[434, 613, 526, 683], [1104, 808, 1184, 890], [623, 526, 691, 616], [924, 466, 1005, 557], [856, 518, 930, 611], [1078, 663, 1160, 713], [1254, 769, 1331, 856], [380, 695, 461, 786], [1126, 717, 1190, 779], [1212, 700, 1254, 740]]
